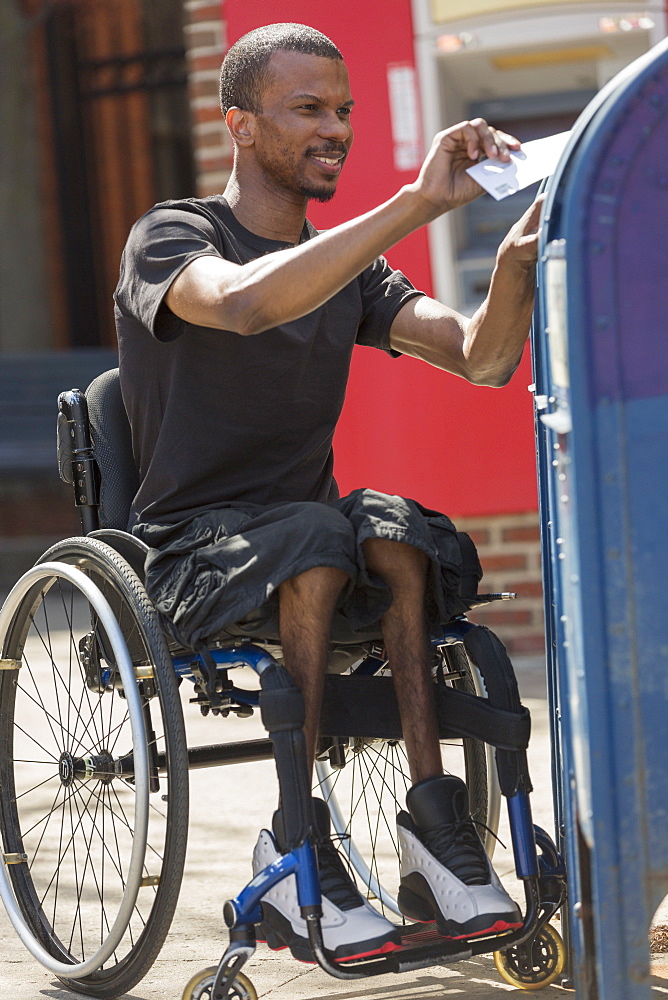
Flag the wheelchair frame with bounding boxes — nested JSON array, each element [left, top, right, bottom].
[[0, 377, 568, 1000]]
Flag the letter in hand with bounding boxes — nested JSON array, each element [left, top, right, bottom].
[[414, 117, 522, 217]]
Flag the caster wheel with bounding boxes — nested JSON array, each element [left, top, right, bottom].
[[494, 922, 565, 990], [182, 966, 258, 1000]]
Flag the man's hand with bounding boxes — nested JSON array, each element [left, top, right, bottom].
[[410, 118, 521, 219], [496, 195, 544, 274]]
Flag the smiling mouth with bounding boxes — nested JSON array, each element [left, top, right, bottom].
[[308, 152, 345, 172]]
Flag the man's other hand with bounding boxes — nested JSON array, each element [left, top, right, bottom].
[[410, 118, 521, 218], [496, 195, 544, 273]]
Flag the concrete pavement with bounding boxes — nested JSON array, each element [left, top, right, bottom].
[[1, 655, 666, 999]]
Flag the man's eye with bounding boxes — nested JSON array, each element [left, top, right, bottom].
[[299, 104, 318, 111], [338, 107, 352, 117]]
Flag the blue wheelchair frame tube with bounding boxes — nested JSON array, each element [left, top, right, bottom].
[[507, 792, 540, 879], [228, 841, 321, 927]]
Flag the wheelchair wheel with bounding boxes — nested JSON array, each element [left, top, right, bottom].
[[494, 921, 565, 989], [0, 537, 188, 999], [182, 966, 257, 1000], [315, 641, 500, 918]]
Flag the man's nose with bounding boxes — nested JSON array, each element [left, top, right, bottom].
[[318, 112, 351, 143]]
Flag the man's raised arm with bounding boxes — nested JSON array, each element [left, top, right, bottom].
[[165, 119, 519, 337]]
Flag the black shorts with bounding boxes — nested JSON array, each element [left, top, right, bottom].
[[133, 488, 478, 650]]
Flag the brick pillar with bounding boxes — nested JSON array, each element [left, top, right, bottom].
[[455, 511, 546, 656], [183, 0, 233, 197]]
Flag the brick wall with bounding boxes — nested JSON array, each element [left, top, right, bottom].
[[183, 0, 233, 196], [455, 511, 545, 656]]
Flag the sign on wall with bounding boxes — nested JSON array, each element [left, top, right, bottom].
[[387, 63, 423, 172]]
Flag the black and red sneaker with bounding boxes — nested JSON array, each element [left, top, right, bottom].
[[397, 775, 522, 940]]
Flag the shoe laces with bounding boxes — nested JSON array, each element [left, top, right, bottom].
[[316, 834, 364, 911], [475, 818, 506, 852], [421, 815, 490, 886]]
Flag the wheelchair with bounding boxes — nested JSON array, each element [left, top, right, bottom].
[[0, 368, 567, 1000]]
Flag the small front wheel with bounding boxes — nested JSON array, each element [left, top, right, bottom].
[[494, 922, 565, 990], [182, 966, 257, 1000]]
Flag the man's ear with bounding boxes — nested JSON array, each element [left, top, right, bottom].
[[226, 107, 255, 147]]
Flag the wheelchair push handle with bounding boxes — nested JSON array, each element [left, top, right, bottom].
[[57, 389, 100, 533]]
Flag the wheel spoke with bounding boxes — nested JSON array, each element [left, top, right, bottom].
[[19, 649, 66, 755], [67, 777, 109, 958], [14, 680, 79, 753], [108, 707, 132, 756], [53, 778, 67, 929], [14, 759, 62, 765], [30, 589, 101, 757], [314, 755, 346, 798], [38, 780, 98, 905], [27, 782, 67, 863], [56, 581, 106, 754], [66, 791, 85, 956], [21, 782, 70, 843], [14, 771, 60, 802], [44, 587, 67, 743], [106, 787, 134, 949]]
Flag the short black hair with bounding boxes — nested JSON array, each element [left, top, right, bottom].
[[219, 23, 343, 117]]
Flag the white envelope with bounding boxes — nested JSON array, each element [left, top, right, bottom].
[[466, 131, 571, 201]]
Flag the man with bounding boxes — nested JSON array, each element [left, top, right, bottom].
[[115, 23, 539, 964]]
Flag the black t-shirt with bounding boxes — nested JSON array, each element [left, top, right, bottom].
[[114, 196, 424, 527]]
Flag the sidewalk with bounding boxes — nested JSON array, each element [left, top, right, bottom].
[[1, 656, 665, 999]]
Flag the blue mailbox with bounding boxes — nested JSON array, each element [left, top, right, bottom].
[[533, 38, 668, 999]]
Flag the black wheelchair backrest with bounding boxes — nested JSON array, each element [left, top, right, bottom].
[[57, 368, 139, 531]]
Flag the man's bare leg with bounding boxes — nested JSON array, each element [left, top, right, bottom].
[[361, 537, 442, 783], [278, 565, 349, 771], [362, 539, 522, 938], [262, 564, 401, 961]]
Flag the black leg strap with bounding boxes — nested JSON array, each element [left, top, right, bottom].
[[460, 627, 533, 797], [259, 662, 315, 849]]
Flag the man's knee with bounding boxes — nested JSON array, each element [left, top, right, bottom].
[[362, 536, 429, 579], [280, 564, 349, 603]]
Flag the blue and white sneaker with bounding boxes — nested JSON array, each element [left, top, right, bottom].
[[254, 798, 400, 963], [397, 775, 522, 939]]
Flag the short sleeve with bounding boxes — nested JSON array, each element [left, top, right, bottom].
[[355, 257, 425, 356], [114, 203, 223, 342]]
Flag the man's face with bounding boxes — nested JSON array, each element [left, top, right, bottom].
[[251, 50, 354, 203]]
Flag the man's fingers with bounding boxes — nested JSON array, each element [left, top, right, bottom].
[[514, 233, 541, 263], [441, 118, 521, 163], [493, 128, 522, 151], [470, 119, 519, 162], [459, 121, 485, 160], [517, 233, 539, 248], [521, 194, 546, 231], [466, 118, 502, 161]]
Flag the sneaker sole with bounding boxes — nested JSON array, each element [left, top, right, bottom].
[[258, 903, 401, 963], [398, 882, 522, 940]]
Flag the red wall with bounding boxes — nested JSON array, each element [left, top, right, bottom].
[[224, 0, 537, 516]]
